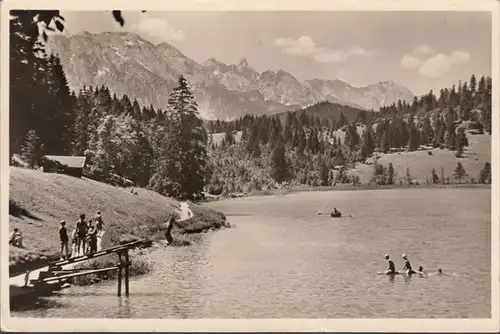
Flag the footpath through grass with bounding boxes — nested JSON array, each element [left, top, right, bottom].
[[9, 167, 227, 277]]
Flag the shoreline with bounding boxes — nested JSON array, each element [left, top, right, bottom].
[[9, 201, 229, 287], [9, 215, 231, 311], [201, 183, 491, 203]]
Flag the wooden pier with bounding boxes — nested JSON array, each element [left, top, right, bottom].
[[25, 239, 150, 297]]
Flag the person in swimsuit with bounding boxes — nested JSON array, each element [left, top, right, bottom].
[[94, 211, 104, 233], [76, 214, 87, 255], [86, 220, 98, 254], [385, 254, 396, 274], [71, 227, 78, 257], [416, 265, 427, 275], [94, 211, 105, 251], [401, 254, 415, 274], [164, 214, 176, 245], [59, 220, 69, 260]]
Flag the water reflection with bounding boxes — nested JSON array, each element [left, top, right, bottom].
[[118, 297, 131, 318]]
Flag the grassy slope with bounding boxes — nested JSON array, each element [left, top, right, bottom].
[[349, 133, 491, 184], [210, 131, 243, 145], [9, 167, 226, 275]]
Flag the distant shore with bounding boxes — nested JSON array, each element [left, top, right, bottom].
[[201, 182, 491, 202]]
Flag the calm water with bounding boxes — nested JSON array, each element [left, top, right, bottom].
[[13, 188, 491, 318]]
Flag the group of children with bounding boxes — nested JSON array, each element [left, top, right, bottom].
[[58, 211, 105, 259]]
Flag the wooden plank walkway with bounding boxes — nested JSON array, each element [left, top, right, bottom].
[[9, 239, 149, 288]]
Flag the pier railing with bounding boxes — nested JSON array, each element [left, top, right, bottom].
[[29, 239, 150, 297]]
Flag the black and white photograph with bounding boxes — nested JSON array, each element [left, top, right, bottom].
[[1, 0, 499, 332]]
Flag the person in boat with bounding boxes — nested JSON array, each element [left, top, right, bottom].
[[401, 254, 415, 274], [385, 254, 396, 274], [9, 228, 23, 248], [331, 208, 341, 216]]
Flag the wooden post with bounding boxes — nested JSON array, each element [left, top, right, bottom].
[[124, 249, 130, 297], [117, 252, 122, 297]]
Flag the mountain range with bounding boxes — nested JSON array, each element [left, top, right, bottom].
[[47, 31, 415, 120]]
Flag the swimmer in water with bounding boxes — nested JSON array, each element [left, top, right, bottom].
[[416, 266, 427, 275]]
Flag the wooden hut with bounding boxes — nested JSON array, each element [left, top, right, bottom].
[[41, 155, 87, 178]]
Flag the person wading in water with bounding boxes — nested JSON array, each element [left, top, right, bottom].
[[401, 254, 415, 275], [165, 214, 176, 245]]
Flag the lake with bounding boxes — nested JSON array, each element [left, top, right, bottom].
[[12, 188, 491, 318]]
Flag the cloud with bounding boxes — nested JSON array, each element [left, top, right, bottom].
[[134, 15, 185, 42], [450, 50, 471, 65], [401, 46, 471, 78], [274, 36, 373, 63], [412, 44, 436, 57], [418, 53, 453, 79], [401, 55, 422, 69]]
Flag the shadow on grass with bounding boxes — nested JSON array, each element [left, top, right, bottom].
[[9, 200, 43, 221]]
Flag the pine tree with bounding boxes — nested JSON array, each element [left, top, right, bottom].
[[360, 124, 375, 160], [407, 122, 420, 151], [453, 162, 467, 183], [21, 129, 44, 168], [270, 139, 291, 182], [479, 162, 491, 184], [431, 168, 439, 184], [319, 161, 329, 186], [421, 116, 434, 145], [406, 167, 412, 185], [71, 88, 93, 155], [224, 127, 235, 146], [148, 76, 207, 199], [387, 162, 395, 185]]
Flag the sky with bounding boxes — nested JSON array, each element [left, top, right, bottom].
[[60, 10, 492, 95]]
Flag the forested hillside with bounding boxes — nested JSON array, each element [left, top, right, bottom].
[[204, 74, 492, 195], [10, 11, 492, 200]]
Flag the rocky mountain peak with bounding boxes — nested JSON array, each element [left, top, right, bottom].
[[47, 31, 415, 120], [237, 58, 249, 70]]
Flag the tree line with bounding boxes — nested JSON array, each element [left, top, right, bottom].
[[204, 74, 492, 195], [10, 11, 492, 200]]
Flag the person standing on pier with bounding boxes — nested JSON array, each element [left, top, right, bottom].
[[94, 210, 105, 251], [59, 220, 69, 260], [87, 219, 98, 254], [76, 214, 87, 256]]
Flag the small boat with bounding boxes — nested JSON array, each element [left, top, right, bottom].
[[330, 212, 342, 218]]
